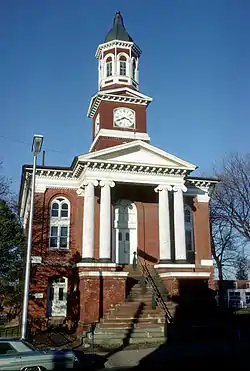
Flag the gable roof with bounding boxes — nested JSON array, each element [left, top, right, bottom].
[[78, 140, 197, 171]]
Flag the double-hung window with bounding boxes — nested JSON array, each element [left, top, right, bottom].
[[49, 198, 70, 250], [106, 57, 113, 77], [119, 56, 127, 76]]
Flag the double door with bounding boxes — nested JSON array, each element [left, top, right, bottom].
[[115, 228, 136, 264]]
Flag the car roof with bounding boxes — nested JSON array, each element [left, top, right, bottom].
[[0, 338, 22, 342]]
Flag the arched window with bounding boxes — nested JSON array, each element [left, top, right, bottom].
[[184, 205, 194, 252], [132, 59, 136, 80], [106, 57, 113, 77], [119, 55, 127, 76], [49, 197, 70, 250]]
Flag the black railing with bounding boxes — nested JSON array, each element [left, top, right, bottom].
[[137, 255, 173, 323]]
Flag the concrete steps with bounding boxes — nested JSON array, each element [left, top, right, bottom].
[[89, 280, 170, 346], [93, 326, 165, 345]]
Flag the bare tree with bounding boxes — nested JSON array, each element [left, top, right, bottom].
[[213, 153, 250, 242], [210, 203, 238, 281]]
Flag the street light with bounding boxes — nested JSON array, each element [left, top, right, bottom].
[[21, 134, 43, 339]]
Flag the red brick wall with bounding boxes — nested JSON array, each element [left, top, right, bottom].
[[136, 201, 159, 262], [97, 100, 147, 133], [193, 199, 212, 264], [79, 277, 100, 323], [29, 189, 83, 320], [79, 276, 126, 323], [29, 265, 78, 320], [32, 188, 83, 263], [92, 137, 142, 151]]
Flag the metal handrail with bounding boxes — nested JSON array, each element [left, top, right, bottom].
[[137, 256, 173, 323]]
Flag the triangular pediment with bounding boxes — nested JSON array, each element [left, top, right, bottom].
[[78, 141, 197, 170]]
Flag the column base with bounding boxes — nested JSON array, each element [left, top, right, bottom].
[[99, 258, 112, 263], [175, 259, 187, 264], [159, 259, 172, 264]]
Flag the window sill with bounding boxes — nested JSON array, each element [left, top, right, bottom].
[[48, 248, 70, 252]]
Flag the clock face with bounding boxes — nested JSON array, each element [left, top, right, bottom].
[[113, 107, 135, 128]]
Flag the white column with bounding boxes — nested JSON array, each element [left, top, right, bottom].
[[82, 180, 98, 260], [155, 185, 172, 262], [99, 180, 115, 261], [173, 185, 187, 261]]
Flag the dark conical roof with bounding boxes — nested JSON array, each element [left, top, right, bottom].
[[104, 11, 133, 43]]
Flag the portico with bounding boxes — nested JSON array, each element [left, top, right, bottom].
[[78, 140, 198, 265]]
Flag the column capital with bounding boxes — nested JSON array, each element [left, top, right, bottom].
[[154, 184, 172, 193], [100, 180, 115, 188], [173, 185, 187, 193], [83, 179, 98, 187], [76, 188, 85, 197]]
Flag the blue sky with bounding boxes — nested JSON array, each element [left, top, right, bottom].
[[1, 0, 250, 193]]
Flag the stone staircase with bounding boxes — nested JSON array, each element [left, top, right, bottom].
[[92, 278, 176, 346]]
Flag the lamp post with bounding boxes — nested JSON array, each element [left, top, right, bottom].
[[21, 134, 43, 339]]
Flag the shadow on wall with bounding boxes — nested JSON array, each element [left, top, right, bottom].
[[37, 279, 250, 370], [137, 248, 158, 263], [133, 278, 244, 371]]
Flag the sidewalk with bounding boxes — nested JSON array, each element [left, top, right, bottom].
[[85, 340, 250, 369], [102, 347, 156, 369]]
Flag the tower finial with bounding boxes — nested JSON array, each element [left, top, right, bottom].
[[104, 11, 133, 43]]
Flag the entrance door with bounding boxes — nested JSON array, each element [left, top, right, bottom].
[[118, 229, 130, 264], [47, 277, 67, 317], [113, 200, 137, 264]]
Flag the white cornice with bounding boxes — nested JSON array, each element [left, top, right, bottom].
[[82, 168, 187, 186], [154, 264, 195, 269], [76, 262, 116, 268], [82, 162, 188, 178], [159, 272, 211, 278], [89, 129, 150, 151], [200, 259, 213, 267], [79, 271, 129, 277], [196, 194, 210, 203], [186, 178, 218, 201], [87, 88, 152, 118], [96, 40, 141, 58]]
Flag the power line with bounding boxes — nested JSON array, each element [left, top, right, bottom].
[[0, 134, 65, 155]]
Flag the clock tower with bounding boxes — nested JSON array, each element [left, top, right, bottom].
[[88, 11, 152, 152]]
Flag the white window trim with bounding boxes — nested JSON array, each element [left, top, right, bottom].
[[131, 57, 137, 82], [117, 52, 129, 77], [104, 53, 115, 78], [49, 197, 70, 250]]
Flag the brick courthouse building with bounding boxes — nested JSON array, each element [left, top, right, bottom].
[[19, 12, 217, 332]]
